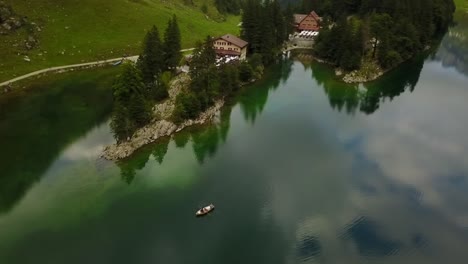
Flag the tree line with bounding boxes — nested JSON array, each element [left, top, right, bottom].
[[241, 0, 293, 64], [111, 15, 181, 142], [310, 0, 455, 71]]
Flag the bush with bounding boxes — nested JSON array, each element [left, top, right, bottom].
[[172, 91, 201, 123], [253, 65, 264, 80], [380, 50, 402, 69], [201, 4, 208, 14], [248, 53, 263, 69], [339, 50, 361, 71], [218, 64, 240, 94], [239, 62, 253, 82]]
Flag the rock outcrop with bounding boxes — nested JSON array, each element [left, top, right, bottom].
[[0, 1, 40, 50], [0, 2, 24, 33], [341, 60, 384, 84], [342, 69, 384, 83]]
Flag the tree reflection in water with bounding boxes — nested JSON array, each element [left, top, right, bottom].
[[434, 14, 468, 76], [308, 52, 425, 115], [0, 70, 115, 214]]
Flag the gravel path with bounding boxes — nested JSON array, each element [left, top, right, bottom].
[[0, 48, 195, 87]]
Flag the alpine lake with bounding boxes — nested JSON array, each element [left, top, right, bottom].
[[1, 14, 468, 264]]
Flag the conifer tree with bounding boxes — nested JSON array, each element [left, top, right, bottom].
[[110, 103, 134, 142], [137, 26, 164, 86], [163, 15, 182, 70], [111, 63, 152, 141], [189, 36, 219, 108]]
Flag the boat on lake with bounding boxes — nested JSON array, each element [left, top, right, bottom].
[[196, 204, 215, 217]]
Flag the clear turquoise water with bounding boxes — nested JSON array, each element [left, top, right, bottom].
[[1, 22, 468, 263]]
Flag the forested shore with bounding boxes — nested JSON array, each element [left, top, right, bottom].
[[309, 0, 456, 82]]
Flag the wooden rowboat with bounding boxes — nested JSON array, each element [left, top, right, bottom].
[[196, 204, 215, 217]]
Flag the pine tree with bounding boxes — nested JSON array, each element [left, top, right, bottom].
[[137, 26, 164, 86], [110, 63, 152, 141], [110, 103, 134, 142], [188, 36, 219, 110], [128, 93, 151, 127], [113, 63, 147, 102], [272, 0, 287, 47], [284, 3, 296, 36], [260, 2, 276, 64], [163, 15, 182, 70], [241, 0, 261, 54]]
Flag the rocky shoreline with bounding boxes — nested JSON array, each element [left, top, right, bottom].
[[339, 60, 385, 84], [292, 50, 386, 84], [101, 73, 224, 161], [101, 100, 224, 161]]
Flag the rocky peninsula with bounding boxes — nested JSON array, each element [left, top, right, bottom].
[[101, 73, 224, 161]]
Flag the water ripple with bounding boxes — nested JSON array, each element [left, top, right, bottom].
[[297, 235, 322, 261], [340, 216, 401, 257]]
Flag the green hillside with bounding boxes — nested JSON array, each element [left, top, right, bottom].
[[0, 0, 240, 83], [455, 0, 468, 10]]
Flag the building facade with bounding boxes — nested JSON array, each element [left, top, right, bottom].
[[213, 34, 248, 60], [294, 11, 321, 31]]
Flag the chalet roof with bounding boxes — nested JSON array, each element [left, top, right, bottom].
[[310, 11, 320, 20], [214, 49, 241, 56], [294, 11, 321, 24], [216, 34, 248, 48], [294, 14, 307, 24]]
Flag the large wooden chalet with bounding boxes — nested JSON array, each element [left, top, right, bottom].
[[213, 34, 248, 61], [294, 11, 321, 31]]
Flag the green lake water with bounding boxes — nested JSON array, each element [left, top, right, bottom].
[[1, 18, 468, 264]]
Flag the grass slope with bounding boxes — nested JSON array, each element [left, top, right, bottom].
[[0, 0, 240, 83], [455, 0, 468, 10]]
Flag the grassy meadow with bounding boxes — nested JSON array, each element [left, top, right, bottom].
[[0, 0, 240, 83], [455, 0, 468, 10]]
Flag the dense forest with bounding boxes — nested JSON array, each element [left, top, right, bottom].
[[309, 0, 456, 71], [217, 0, 455, 71], [241, 0, 293, 64]]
